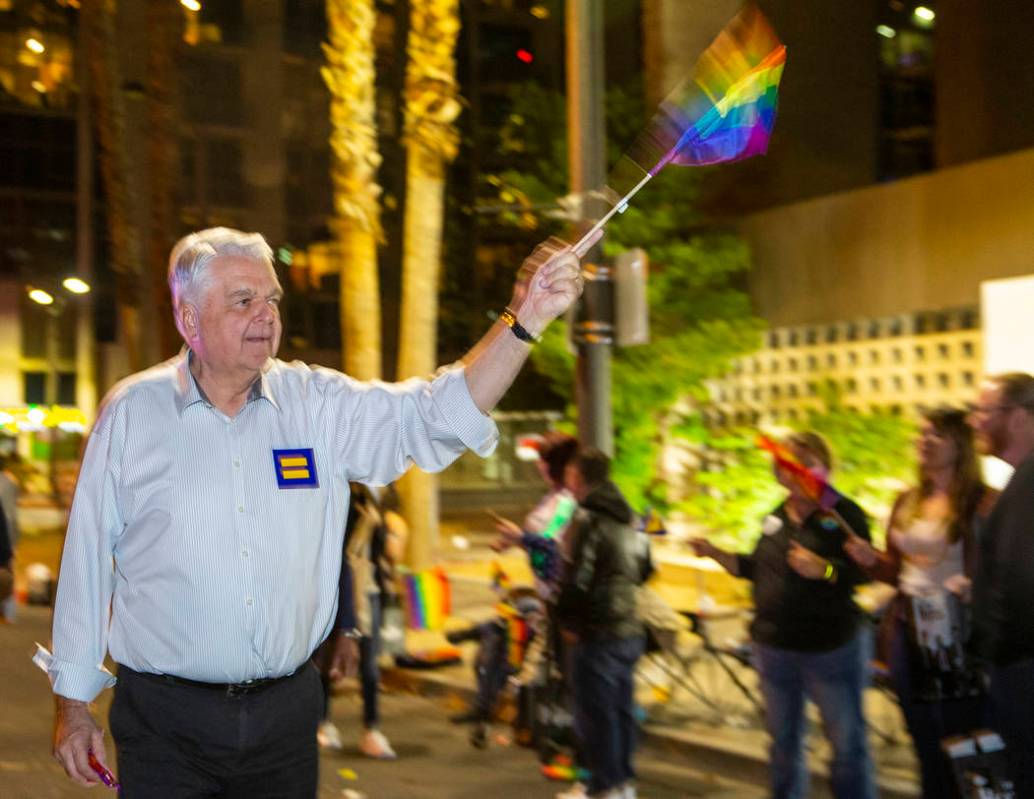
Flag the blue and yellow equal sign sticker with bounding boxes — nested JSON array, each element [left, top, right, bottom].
[[272, 448, 319, 489]]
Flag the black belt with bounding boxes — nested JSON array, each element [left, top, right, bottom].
[[127, 664, 306, 698]]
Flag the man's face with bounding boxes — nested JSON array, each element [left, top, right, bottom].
[[187, 255, 283, 379], [969, 383, 1012, 458]]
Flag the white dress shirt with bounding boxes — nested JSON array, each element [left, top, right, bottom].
[[45, 351, 497, 701]]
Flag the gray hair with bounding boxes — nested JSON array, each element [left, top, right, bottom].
[[167, 227, 274, 311]]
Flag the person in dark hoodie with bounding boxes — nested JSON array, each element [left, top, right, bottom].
[[555, 448, 653, 799]]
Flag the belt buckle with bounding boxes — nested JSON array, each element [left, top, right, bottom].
[[225, 681, 255, 698]]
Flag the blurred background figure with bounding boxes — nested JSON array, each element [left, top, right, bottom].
[[0, 454, 19, 621], [691, 432, 876, 799], [317, 482, 404, 760], [845, 407, 994, 799]]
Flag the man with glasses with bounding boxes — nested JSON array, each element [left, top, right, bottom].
[[969, 372, 1034, 796]]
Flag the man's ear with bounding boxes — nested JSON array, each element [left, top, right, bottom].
[[180, 303, 199, 340]]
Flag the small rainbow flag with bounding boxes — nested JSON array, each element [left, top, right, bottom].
[[401, 568, 451, 630], [757, 434, 841, 511], [496, 602, 532, 669], [574, 5, 786, 256], [633, 5, 786, 174]]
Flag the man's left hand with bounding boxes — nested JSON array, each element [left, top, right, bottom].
[[328, 633, 360, 681], [508, 233, 601, 337]]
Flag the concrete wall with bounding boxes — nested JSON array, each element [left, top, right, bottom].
[[740, 146, 1034, 327], [0, 279, 21, 406]]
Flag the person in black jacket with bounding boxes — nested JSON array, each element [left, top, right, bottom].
[[691, 431, 875, 799], [556, 448, 652, 799]]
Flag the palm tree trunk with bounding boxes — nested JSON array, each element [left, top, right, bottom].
[[323, 0, 383, 381], [397, 0, 462, 569], [146, 0, 180, 359], [83, 0, 148, 374]]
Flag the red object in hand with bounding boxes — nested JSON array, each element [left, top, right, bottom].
[[88, 750, 120, 790]]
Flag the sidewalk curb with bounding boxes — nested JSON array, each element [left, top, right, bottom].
[[383, 665, 919, 799]]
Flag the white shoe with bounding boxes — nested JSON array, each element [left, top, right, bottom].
[[621, 783, 637, 799], [317, 720, 343, 750], [556, 783, 588, 799], [359, 728, 397, 759]]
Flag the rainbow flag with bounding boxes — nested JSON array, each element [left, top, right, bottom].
[[627, 5, 785, 176], [401, 568, 451, 630], [757, 434, 841, 511], [574, 5, 786, 257], [495, 602, 532, 669]]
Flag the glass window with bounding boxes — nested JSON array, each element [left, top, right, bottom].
[[23, 372, 46, 405], [57, 372, 76, 405]]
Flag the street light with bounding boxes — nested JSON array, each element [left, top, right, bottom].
[[28, 288, 54, 306], [62, 277, 91, 295]]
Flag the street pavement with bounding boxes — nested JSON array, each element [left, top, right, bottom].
[[1, 604, 766, 799]]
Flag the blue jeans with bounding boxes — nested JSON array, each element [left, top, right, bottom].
[[572, 635, 644, 795], [754, 630, 876, 799]]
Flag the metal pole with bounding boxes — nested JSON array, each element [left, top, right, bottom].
[[566, 0, 613, 455], [76, 7, 97, 420]]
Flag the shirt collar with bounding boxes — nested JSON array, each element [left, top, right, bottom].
[[173, 348, 281, 416]]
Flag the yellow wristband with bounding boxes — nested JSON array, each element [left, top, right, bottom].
[[823, 562, 836, 582]]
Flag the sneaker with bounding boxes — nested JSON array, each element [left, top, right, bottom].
[[358, 729, 396, 760], [555, 783, 588, 799], [621, 783, 637, 799], [317, 720, 343, 751], [469, 723, 488, 749]]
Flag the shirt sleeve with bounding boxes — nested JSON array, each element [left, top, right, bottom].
[[324, 364, 499, 485], [46, 410, 122, 702]]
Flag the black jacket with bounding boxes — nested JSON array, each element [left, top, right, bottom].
[[556, 480, 653, 640], [739, 496, 871, 652]]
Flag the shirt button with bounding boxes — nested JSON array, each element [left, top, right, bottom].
[[241, 549, 249, 558], [234, 460, 241, 468], [246, 597, 254, 606], [238, 505, 244, 513]]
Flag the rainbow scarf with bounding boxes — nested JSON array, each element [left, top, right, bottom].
[[401, 568, 451, 630]]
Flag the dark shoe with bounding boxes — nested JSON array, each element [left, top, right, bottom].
[[449, 709, 482, 724], [446, 627, 481, 645], [469, 723, 487, 749]]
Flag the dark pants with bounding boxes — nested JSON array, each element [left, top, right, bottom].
[[989, 658, 1034, 798], [110, 663, 322, 798], [571, 635, 644, 795], [358, 591, 383, 728], [887, 615, 988, 799], [474, 620, 513, 719], [319, 592, 383, 728]]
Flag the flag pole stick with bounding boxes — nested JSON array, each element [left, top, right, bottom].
[[572, 170, 655, 258]]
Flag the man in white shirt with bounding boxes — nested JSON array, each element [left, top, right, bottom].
[[44, 226, 594, 796]]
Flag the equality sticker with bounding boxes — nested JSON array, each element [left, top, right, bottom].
[[272, 448, 319, 489]]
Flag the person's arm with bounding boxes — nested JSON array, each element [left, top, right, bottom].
[[689, 538, 742, 577], [44, 406, 123, 786], [462, 236, 595, 413]]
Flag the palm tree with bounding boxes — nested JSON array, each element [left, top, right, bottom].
[[397, 0, 463, 568], [83, 0, 152, 374], [323, 0, 383, 381]]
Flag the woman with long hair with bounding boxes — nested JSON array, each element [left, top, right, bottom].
[[845, 407, 995, 798]]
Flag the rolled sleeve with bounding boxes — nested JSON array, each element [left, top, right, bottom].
[[44, 651, 116, 703], [431, 365, 498, 457], [330, 363, 499, 485]]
